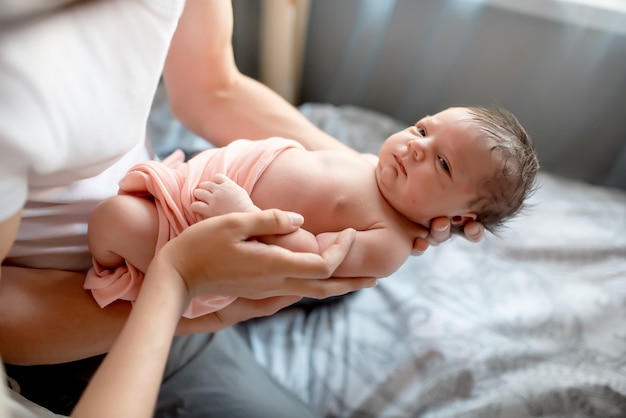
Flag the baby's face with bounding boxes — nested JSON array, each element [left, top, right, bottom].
[[375, 107, 497, 228]]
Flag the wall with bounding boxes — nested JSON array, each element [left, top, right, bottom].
[[297, 0, 626, 189]]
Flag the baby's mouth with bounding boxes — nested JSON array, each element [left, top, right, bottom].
[[395, 155, 407, 176]]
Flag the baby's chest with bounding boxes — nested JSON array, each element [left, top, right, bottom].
[[300, 183, 394, 234]]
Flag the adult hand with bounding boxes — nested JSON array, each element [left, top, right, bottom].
[[157, 209, 376, 302], [177, 296, 301, 335], [410, 217, 485, 256]]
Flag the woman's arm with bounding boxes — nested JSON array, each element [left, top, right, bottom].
[[72, 210, 372, 417], [0, 209, 373, 366], [71, 253, 187, 418], [163, 0, 356, 153], [163, 0, 484, 247]]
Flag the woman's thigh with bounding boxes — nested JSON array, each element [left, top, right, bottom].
[[156, 328, 317, 418]]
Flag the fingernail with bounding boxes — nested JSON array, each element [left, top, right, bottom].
[[466, 224, 479, 235], [435, 223, 449, 232], [367, 279, 378, 287], [288, 212, 304, 226]]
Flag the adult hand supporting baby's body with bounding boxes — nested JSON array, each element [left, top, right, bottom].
[[155, 209, 376, 333]]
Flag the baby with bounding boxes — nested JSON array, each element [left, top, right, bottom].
[[85, 106, 539, 318]]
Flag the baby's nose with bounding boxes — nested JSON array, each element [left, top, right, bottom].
[[408, 140, 425, 161]]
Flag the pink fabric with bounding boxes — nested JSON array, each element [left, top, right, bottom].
[[84, 137, 303, 318]]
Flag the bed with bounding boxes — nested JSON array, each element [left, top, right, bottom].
[[239, 103, 626, 418], [149, 1, 626, 416]]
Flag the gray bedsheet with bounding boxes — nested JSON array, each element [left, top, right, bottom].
[[149, 99, 626, 417], [239, 104, 626, 418]]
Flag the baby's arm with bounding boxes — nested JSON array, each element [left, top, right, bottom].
[[191, 174, 322, 253], [191, 176, 409, 277], [313, 228, 412, 278]]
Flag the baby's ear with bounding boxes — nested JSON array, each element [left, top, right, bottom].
[[451, 212, 477, 226]]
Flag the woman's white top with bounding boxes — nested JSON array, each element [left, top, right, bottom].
[[0, 0, 185, 271], [0, 0, 185, 415]]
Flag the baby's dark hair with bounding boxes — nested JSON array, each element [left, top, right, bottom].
[[459, 105, 539, 235]]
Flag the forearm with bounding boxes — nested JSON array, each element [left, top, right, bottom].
[[172, 73, 356, 153], [314, 231, 410, 279], [72, 258, 187, 418], [0, 266, 130, 365], [163, 0, 355, 154]]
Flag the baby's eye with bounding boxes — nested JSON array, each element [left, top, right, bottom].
[[438, 156, 450, 173], [416, 126, 426, 136]]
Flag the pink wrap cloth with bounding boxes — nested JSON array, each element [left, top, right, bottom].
[[84, 137, 302, 318]]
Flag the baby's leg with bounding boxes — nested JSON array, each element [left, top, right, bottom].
[[190, 173, 260, 219], [88, 194, 159, 272]]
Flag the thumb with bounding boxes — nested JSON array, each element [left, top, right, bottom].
[[234, 209, 304, 238]]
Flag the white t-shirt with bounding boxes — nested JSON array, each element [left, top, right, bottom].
[[0, 0, 185, 271], [0, 360, 66, 417], [1, 0, 185, 415]]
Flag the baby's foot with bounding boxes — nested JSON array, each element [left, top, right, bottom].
[[191, 173, 258, 219]]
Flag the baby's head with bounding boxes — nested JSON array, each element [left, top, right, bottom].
[[376, 105, 538, 234], [460, 105, 539, 234]]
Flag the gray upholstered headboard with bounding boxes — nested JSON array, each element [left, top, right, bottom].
[[234, 0, 626, 190]]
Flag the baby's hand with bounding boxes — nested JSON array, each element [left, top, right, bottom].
[[191, 174, 258, 219]]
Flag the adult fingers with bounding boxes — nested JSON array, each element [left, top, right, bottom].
[[307, 227, 356, 276], [229, 209, 304, 239], [428, 217, 451, 245], [411, 237, 430, 256], [222, 296, 302, 320], [283, 276, 377, 300], [227, 215, 358, 280], [409, 223, 430, 256], [463, 221, 484, 243], [263, 227, 357, 279], [178, 296, 302, 334]]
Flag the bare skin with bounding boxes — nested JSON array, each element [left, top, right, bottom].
[[74, 209, 365, 418], [0, 0, 483, 416], [163, 0, 484, 253], [88, 108, 495, 316], [0, 0, 393, 367]]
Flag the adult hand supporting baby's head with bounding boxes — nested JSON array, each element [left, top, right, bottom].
[[411, 217, 484, 256]]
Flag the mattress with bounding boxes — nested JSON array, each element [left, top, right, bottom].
[[237, 103, 626, 418]]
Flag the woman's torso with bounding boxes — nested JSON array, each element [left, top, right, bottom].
[[0, 0, 185, 271]]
